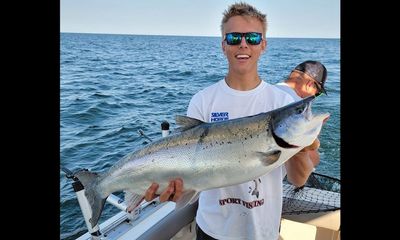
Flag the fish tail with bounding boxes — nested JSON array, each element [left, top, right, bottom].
[[74, 170, 107, 228]]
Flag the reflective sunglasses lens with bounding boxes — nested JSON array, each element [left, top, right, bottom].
[[226, 33, 242, 45], [245, 33, 262, 45]]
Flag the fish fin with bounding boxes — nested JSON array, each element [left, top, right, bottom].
[[175, 115, 204, 132], [256, 150, 281, 166], [124, 191, 145, 212], [74, 170, 107, 228], [175, 189, 200, 211]]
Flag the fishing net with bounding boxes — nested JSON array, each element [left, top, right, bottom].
[[282, 172, 340, 215]]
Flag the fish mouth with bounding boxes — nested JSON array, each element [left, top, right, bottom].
[[323, 115, 330, 124], [271, 129, 299, 149], [314, 113, 331, 126]]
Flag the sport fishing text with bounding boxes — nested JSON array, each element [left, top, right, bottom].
[[219, 197, 264, 209]]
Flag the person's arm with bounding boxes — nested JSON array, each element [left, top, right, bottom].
[[284, 138, 320, 187], [308, 149, 320, 168], [285, 152, 314, 187], [305, 138, 320, 167]]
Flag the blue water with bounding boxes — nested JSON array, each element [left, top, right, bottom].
[[60, 33, 340, 239]]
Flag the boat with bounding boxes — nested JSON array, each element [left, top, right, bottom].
[[64, 122, 340, 240]]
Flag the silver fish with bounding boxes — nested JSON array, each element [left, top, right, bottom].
[[74, 95, 329, 227]]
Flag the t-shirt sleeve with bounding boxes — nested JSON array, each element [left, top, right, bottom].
[[186, 92, 206, 121]]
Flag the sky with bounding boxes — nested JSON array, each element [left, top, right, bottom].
[[60, 0, 340, 39]]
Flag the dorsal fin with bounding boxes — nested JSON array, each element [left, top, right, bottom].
[[175, 115, 204, 132]]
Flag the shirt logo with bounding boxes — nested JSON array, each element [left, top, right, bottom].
[[211, 112, 229, 122], [218, 178, 264, 210]]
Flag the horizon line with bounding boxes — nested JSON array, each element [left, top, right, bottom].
[[60, 31, 340, 40]]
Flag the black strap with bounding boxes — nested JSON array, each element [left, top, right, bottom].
[[196, 224, 218, 240]]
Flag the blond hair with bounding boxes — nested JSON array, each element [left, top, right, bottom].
[[221, 2, 267, 36]]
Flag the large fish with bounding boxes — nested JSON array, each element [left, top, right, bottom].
[[74, 95, 329, 227]]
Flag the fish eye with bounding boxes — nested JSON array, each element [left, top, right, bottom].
[[295, 107, 303, 114]]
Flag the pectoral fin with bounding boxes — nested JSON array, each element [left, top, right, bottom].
[[175, 189, 200, 211], [256, 150, 281, 166]]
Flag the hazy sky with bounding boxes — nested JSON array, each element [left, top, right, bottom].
[[61, 0, 340, 38]]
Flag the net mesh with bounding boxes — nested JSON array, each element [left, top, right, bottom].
[[282, 172, 340, 216]]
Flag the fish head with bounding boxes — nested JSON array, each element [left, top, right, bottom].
[[271, 95, 330, 149]]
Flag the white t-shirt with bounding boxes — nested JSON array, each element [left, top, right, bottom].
[[274, 82, 301, 101], [187, 79, 293, 240]]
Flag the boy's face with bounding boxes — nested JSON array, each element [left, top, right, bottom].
[[222, 16, 266, 75]]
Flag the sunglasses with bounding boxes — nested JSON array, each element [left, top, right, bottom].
[[224, 32, 263, 45], [313, 82, 324, 97]]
